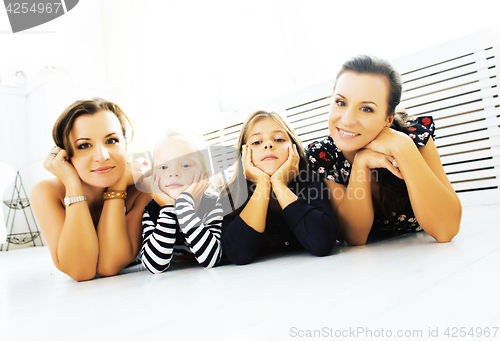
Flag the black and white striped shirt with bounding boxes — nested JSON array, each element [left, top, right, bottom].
[[140, 193, 223, 274]]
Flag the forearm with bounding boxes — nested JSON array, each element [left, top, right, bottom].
[[334, 163, 375, 245], [393, 141, 461, 242], [239, 181, 271, 233], [222, 215, 264, 265], [57, 183, 98, 280], [175, 194, 222, 268], [283, 192, 338, 256], [57, 202, 99, 279], [141, 208, 177, 274], [272, 181, 298, 209], [96, 197, 136, 275]]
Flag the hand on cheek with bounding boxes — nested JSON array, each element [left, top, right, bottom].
[[183, 173, 210, 203], [242, 145, 271, 184], [271, 144, 300, 187], [151, 175, 175, 207]]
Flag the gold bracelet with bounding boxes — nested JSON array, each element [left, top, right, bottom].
[[103, 191, 127, 200]]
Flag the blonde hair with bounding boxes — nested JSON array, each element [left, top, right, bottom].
[[153, 129, 210, 177]]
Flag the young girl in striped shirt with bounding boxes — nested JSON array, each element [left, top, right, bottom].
[[140, 131, 223, 273]]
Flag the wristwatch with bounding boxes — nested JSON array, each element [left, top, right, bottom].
[[64, 195, 87, 206]]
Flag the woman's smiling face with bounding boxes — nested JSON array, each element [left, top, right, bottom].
[[68, 110, 127, 188], [246, 117, 292, 176], [328, 71, 394, 158]]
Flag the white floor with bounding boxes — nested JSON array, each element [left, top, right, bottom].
[[1, 204, 500, 341]]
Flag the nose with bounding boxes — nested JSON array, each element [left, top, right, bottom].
[[94, 144, 110, 162], [264, 141, 274, 150], [168, 166, 180, 177], [340, 106, 357, 126]]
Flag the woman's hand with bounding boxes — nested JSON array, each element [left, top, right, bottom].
[[355, 149, 403, 179], [271, 144, 300, 187], [151, 176, 175, 207], [108, 162, 136, 191], [183, 173, 210, 203], [242, 145, 271, 184], [130, 157, 152, 192], [365, 127, 410, 156], [43, 146, 81, 189]]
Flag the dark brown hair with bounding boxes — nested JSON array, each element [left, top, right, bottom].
[[335, 55, 410, 220], [52, 98, 133, 157]]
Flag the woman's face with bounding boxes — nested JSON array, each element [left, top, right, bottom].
[[328, 71, 393, 156], [153, 139, 205, 199], [69, 110, 127, 188], [246, 117, 292, 176]]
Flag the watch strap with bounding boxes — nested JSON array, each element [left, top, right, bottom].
[[64, 195, 87, 206]]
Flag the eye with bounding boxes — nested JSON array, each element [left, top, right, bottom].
[[336, 99, 346, 107], [160, 165, 168, 170], [106, 137, 119, 144], [275, 138, 286, 142], [361, 106, 374, 113], [251, 141, 262, 146], [77, 143, 91, 150], [181, 164, 191, 168]]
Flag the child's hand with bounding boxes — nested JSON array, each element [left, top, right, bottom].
[[183, 173, 210, 203], [242, 145, 271, 185], [271, 144, 300, 187], [151, 176, 175, 206]]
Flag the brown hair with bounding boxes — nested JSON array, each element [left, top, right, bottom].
[[52, 98, 133, 157]]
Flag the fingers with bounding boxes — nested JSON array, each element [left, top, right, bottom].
[[242, 145, 252, 170], [386, 157, 403, 179]]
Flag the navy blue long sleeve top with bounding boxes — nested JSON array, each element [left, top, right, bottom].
[[222, 178, 338, 265]]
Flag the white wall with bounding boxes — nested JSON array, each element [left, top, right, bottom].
[[1, 0, 500, 195]]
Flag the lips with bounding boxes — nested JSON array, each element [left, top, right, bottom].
[[337, 127, 360, 138], [92, 166, 115, 173], [166, 183, 184, 188], [262, 155, 278, 161]]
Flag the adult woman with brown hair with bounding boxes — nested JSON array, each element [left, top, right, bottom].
[[31, 98, 151, 281]]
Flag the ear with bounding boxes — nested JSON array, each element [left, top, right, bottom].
[[386, 114, 395, 127]]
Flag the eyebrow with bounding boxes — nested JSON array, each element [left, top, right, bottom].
[[248, 130, 287, 139], [336, 93, 378, 107], [73, 132, 120, 145]]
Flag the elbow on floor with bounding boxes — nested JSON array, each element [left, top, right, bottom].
[[228, 254, 255, 266], [344, 234, 368, 246], [428, 221, 460, 243], [96, 264, 123, 278], [67, 269, 97, 282], [433, 228, 459, 243], [309, 238, 337, 257]]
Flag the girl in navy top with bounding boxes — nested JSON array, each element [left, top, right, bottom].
[[221, 110, 338, 265], [306, 55, 461, 245]]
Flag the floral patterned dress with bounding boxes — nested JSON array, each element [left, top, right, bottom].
[[306, 116, 435, 237]]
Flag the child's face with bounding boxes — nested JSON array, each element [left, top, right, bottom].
[[246, 117, 293, 176], [153, 139, 205, 199]]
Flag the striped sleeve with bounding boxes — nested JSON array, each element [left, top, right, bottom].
[[140, 205, 178, 274], [175, 193, 223, 268]]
